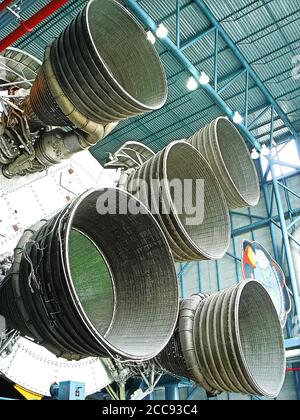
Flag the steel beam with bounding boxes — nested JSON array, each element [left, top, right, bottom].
[[179, 263, 185, 299], [177, 262, 191, 278], [197, 261, 202, 292], [122, 0, 261, 150], [265, 170, 300, 185], [231, 211, 266, 221], [180, 27, 215, 51], [231, 207, 300, 237], [245, 70, 249, 127], [230, 213, 240, 282], [176, 0, 180, 48], [214, 28, 218, 90], [232, 218, 271, 236], [278, 182, 300, 200], [248, 105, 271, 130], [215, 260, 221, 291], [186, 385, 200, 400], [248, 208, 255, 241], [165, 385, 180, 400], [270, 160, 300, 323], [270, 159, 300, 171], [218, 68, 247, 95], [259, 163, 280, 262], [287, 215, 300, 232], [193, 0, 300, 146]]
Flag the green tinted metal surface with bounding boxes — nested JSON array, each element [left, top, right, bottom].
[[69, 229, 115, 336]]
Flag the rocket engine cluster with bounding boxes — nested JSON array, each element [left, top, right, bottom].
[[0, 0, 285, 400]]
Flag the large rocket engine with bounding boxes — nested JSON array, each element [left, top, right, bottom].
[[0, 0, 167, 178]]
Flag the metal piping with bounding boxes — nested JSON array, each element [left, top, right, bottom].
[[34, 45, 111, 146], [0, 0, 14, 13], [1, 0, 168, 178], [0, 188, 179, 361], [0, 0, 69, 53], [157, 281, 286, 398], [156, 294, 215, 393]]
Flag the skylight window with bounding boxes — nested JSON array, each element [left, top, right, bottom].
[[261, 139, 299, 181]]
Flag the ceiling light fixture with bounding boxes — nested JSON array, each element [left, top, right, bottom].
[[187, 76, 198, 91], [199, 71, 210, 85], [156, 23, 168, 39], [146, 30, 156, 45], [233, 111, 243, 125]]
